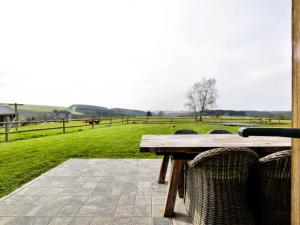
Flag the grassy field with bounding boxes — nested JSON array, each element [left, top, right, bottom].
[[0, 119, 123, 142], [0, 123, 241, 197], [19, 104, 68, 112], [0, 116, 291, 143]]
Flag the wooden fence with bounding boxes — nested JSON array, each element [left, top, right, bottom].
[[0, 118, 119, 142], [0, 116, 290, 142]]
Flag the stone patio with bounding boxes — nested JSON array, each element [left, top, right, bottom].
[[0, 159, 192, 225]]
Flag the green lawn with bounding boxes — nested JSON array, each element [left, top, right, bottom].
[[0, 116, 291, 143], [0, 118, 124, 142], [0, 123, 239, 197]]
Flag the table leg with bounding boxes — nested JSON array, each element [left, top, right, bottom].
[[158, 154, 169, 184], [164, 159, 183, 217], [177, 163, 184, 198]]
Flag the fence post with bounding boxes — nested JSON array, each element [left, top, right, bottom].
[[5, 122, 8, 142], [250, 118, 252, 123], [110, 117, 112, 126], [146, 116, 149, 124], [122, 116, 124, 124], [127, 117, 129, 124], [62, 119, 66, 134]]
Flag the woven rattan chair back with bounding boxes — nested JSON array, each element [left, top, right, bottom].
[[174, 129, 199, 135], [250, 150, 291, 225], [185, 147, 258, 225], [207, 129, 232, 134]]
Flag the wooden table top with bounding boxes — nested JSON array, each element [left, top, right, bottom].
[[140, 134, 291, 153]]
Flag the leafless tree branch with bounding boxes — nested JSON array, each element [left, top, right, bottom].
[[185, 78, 218, 121]]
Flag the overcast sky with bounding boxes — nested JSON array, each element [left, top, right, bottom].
[[0, 0, 291, 111]]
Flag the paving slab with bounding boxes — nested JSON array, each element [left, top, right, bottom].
[[0, 159, 192, 225]]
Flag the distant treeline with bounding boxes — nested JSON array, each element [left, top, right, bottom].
[[13, 103, 291, 121], [70, 104, 146, 117], [16, 104, 147, 120], [185, 110, 291, 119]]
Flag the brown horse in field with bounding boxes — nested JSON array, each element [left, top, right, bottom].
[[83, 119, 100, 125]]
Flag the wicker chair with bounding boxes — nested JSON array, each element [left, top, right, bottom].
[[185, 147, 258, 225], [158, 129, 198, 184], [174, 129, 199, 135], [208, 129, 232, 134], [249, 150, 291, 225]]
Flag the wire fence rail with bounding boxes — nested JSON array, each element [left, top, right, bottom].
[[0, 116, 290, 142]]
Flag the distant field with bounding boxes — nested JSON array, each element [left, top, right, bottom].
[[0, 103, 82, 115], [18, 104, 68, 112], [0, 123, 240, 197]]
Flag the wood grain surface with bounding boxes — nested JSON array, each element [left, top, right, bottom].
[[140, 134, 291, 153]]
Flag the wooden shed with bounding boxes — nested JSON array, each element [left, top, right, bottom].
[[0, 105, 16, 123]]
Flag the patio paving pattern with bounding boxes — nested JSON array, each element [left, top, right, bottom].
[[0, 159, 192, 225]]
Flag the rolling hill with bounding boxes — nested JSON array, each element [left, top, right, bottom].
[[1, 103, 147, 119]]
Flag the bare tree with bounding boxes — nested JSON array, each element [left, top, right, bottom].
[[185, 90, 198, 120], [185, 78, 217, 121]]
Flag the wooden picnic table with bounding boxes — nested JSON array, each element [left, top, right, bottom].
[[140, 134, 291, 217]]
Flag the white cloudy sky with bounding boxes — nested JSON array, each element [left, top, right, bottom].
[[0, 0, 291, 111]]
